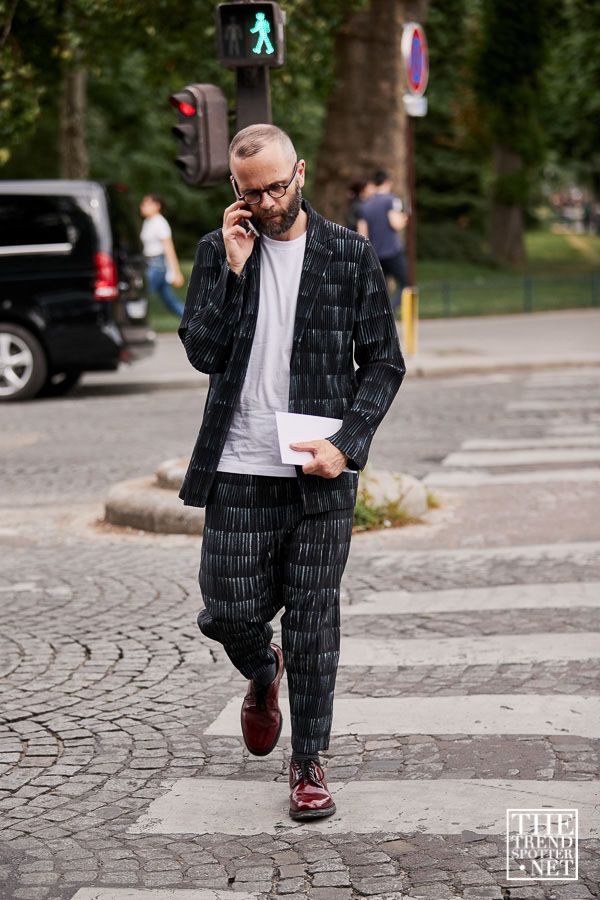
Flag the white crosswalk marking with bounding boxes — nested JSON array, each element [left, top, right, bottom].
[[129, 778, 600, 838], [507, 399, 600, 411], [442, 447, 600, 466], [338, 633, 600, 667], [128, 372, 600, 868], [205, 694, 600, 739], [425, 468, 600, 485], [345, 582, 600, 614], [71, 892, 259, 900], [461, 436, 600, 449]]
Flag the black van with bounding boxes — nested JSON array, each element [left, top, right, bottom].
[[0, 180, 155, 401]]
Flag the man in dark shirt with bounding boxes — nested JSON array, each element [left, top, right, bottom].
[[357, 169, 408, 313]]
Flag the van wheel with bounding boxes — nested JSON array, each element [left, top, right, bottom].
[[0, 324, 47, 401], [41, 370, 83, 396]]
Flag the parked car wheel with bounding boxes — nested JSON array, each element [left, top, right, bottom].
[[41, 370, 83, 397], [0, 323, 47, 401]]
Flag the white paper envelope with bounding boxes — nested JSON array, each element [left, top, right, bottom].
[[275, 411, 350, 467]]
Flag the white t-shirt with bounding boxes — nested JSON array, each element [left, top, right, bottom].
[[218, 231, 307, 477], [141, 213, 171, 257]]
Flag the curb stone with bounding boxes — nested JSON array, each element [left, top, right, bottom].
[[105, 461, 428, 535]]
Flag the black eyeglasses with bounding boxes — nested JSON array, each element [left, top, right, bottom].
[[231, 161, 298, 205]]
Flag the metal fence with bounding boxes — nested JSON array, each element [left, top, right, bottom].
[[418, 271, 600, 318]]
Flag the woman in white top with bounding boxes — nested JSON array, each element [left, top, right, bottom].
[[140, 193, 185, 318]]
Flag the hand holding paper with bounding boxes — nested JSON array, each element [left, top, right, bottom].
[[290, 439, 348, 478], [275, 412, 351, 478]]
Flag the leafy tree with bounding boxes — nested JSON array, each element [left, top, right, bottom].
[[414, 0, 487, 261], [1, 0, 362, 252], [313, 0, 428, 225], [471, 0, 561, 263], [542, 0, 600, 198]]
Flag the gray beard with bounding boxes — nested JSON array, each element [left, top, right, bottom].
[[255, 182, 302, 237]]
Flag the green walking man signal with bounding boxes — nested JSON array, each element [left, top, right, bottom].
[[216, 2, 285, 68], [251, 12, 274, 55]]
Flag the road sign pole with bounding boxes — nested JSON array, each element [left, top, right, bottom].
[[401, 22, 428, 355], [235, 66, 272, 131], [406, 114, 416, 288]]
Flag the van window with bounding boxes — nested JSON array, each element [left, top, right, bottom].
[[0, 195, 96, 263]]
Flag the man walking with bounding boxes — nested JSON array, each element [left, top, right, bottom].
[[357, 170, 408, 313], [179, 125, 404, 820]]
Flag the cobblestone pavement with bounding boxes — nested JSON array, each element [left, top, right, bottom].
[[1, 367, 600, 900]]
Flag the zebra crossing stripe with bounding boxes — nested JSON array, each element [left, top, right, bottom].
[[507, 400, 600, 411], [461, 437, 600, 449], [205, 694, 600, 739], [338, 633, 600, 668], [424, 468, 600, 486], [71, 892, 259, 900], [128, 777, 600, 838], [442, 448, 600, 467], [344, 582, 600, 615]]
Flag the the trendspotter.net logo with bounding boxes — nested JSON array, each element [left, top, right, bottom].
[[506, 808, 578, 881]]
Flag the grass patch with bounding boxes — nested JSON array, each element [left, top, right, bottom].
[[417, 231, 600, 319], [426, 487, 441, 509], [353, 484, 424, 532]]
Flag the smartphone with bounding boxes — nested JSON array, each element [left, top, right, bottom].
[[242, 209, 260, 237], [230, 175, 260, 237]]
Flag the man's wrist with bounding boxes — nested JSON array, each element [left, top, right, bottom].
[[227, 260, 245, 277]]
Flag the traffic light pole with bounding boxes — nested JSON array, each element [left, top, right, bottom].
[[236, 67, 272, 130]]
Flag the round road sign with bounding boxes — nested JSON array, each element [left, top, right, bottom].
[[401, 23, 428, 96]]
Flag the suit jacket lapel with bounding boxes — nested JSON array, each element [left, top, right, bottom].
[[292, 204, 333, 352]]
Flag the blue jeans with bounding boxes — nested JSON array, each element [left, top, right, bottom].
[[145, 255, 184, 318], [380, 250, 408, 313]]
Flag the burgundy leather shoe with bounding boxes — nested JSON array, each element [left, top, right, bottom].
[[289, 759, 336, 820], [240, 644, 284, 756]]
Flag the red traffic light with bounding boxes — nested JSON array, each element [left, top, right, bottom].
[[168, 84, 229, 186], [169, 96, 196, 117]]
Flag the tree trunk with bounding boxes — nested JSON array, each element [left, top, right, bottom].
[[60, 59, 88, 179], [313, 0, 429, 225], [489, 144, 526, 264]]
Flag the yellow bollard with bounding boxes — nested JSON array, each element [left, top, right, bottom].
[[401, 286, 419, 354]]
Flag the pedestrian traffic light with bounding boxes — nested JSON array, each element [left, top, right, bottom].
[[216, 2, 285, 68], [169, 84, 229, 186]]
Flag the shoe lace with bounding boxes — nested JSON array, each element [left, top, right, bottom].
[[251, 682, 268, 712], [297, 759, 322, 785]]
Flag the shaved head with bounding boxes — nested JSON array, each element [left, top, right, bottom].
[[229, 124, 296, 165]]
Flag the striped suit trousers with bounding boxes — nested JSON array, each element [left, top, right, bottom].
[[197, 472, 354, 755]]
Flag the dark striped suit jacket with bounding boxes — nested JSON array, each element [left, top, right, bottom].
[[178, 201, 405, 514]]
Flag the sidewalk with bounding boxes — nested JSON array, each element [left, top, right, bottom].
[[81, 308, 600, 391], [411, 308, 600, 376]]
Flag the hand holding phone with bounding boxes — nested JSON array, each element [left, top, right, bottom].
[[222, 199, 258, 275], [241, 208, 259, 237]]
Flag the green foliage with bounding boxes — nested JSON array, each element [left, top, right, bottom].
[[414, 0, 487, 260], [0, 0, 361, 254], [3, 0, 599, 269], [417, 222, 491, 264], [542, 0, 600, 194], [353, 484, 422, 532], [471, 0, 562, 207]]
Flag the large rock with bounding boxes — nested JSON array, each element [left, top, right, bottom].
[[156, 457, 188, 490], [358, 467, 429, 518]]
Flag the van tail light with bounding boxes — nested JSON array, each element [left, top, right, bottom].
[[94, 252, 118, 300]]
